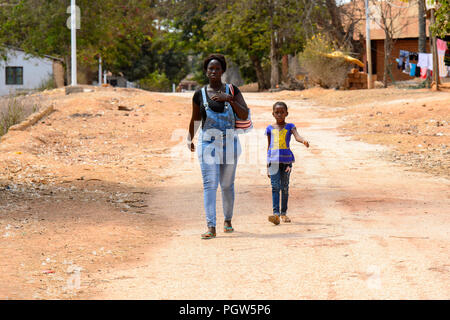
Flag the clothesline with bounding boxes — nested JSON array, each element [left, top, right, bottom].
[[396, 38, 450, 78]]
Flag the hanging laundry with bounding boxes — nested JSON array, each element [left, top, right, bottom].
[[409, 63, 417, 77], [409, 52, 418, 61], [403, 61, 410, 74], [418, 53, 430, 69], [420, 67, 428, 79], [444, 43, 450, 67], [437, 44, 448, 77], [437, 39, 447, 52], [415, 65, 421, 77], [427, 53, 434, 71], [438, 52, 448, 77], [399, 50, 409, 70]]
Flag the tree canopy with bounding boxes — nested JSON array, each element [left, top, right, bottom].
[[1, 0, 447, 91], [432, 0, 450, 38]]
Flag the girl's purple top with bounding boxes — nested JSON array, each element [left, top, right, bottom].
[[265, 123, 296, 163]]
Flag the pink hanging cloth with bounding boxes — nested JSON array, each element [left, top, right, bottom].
[[420, 67, 428, 79], [437, 39, 447, 52]]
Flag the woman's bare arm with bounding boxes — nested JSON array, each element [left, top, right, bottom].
[[228, 90, 249, 120], [187, 101, 202, 151], [267, 134, 271, 177]]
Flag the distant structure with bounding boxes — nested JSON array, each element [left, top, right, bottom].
[[0, 47, 64, 96], [222, 61, 244, 87], [98, 71, 136, 88], [105, 73, 127, 87], [177, 73, 199, 92]]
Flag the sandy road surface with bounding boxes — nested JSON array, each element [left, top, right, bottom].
[[92, 93, 450, 300]]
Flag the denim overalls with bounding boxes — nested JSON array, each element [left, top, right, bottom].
[[197, 85, 241, 228]]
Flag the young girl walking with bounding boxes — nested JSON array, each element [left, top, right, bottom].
[[265, 101, 309, 225]]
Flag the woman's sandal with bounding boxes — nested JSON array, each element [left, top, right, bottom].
[[224, 221, 234, 233], [268, 215, 280, 225], [201, 231, 216, 239]]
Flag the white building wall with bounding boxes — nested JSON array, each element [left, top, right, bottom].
[[0, 49, 54, 96]]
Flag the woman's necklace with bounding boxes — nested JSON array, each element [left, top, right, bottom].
[[208, 84, 224, 93]]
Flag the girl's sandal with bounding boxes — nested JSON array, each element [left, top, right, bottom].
[[201, 231, 216, 239], [224, 221, 234, 233], [224, 226, 234, 233]]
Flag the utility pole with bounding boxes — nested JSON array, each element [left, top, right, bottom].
[[98, 56, 102, 86], [365, 0, 373, 89], [71, 0, 77, 86]]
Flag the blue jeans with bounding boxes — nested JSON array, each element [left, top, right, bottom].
[[198, 134, 241, 228], [200, 161, 238, 228], [269, 162, 292, 215]]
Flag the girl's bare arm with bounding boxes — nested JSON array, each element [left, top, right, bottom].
[[292, 127, 309, 147]]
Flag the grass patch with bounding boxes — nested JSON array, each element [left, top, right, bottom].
[[0, 95, 40, 136], [37, 77, 57, 92]]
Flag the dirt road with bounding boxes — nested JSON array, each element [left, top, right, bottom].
[[93, 93, 449, 299], [0, 88, 448, 299]]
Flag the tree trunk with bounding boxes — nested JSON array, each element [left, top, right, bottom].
[[270, 30, 280, 88], [383, 36, 391, 88], [64, 55, 71, 86], [250, 55, 268, 91], [281, 54, 289, 83], [418, 0, 426, 53], [323, 0, 362, 54], [325, 0, 346, 44]]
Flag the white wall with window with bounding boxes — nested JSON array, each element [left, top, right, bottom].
[[0, 48, 54, 96]]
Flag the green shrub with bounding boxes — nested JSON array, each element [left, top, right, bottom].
[[298, 34, 353, 89], [138, 71, 171, 92]]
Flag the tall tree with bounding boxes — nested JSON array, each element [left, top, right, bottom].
[[418, 0, 427, 52], [200, 0, 271, 90], [316, 0, 364, 55], [201, 0, 311, 90]]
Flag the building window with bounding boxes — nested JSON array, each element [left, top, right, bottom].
[[5, 67, 23, 85]]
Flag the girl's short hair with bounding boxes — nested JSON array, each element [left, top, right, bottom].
[[203, 54, 227, 72], [273, 101, 288, 111]]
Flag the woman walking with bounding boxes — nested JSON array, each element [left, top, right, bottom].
[[187, 54, 249, 239]]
